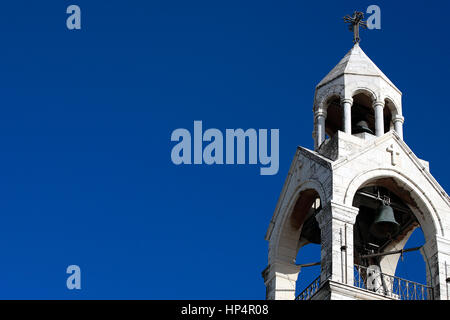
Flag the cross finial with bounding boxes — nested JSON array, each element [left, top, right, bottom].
[[343, 11, 368, 44]]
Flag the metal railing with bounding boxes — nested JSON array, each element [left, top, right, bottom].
[[354, 264, 433, 300], [295, 275, 321, 300]]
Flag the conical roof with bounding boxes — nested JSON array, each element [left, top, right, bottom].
[[316, 43, 399, 92]]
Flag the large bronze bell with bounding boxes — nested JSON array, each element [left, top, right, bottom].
[[353, 120, 374, 135], [369, 204, 400, 239]]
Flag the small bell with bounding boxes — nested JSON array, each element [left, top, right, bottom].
[[369, 204, 400, 239], [353, 120, 374, 135]]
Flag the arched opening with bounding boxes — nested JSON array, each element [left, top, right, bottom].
[[384, 98, 396, 134], [351, 179, 430, 299], [352, 185, 418, 264], [351, 92, 375, 137], [288, 190, 322, 298], [266, 183, 325, 300], [324, 96, 342, 140]]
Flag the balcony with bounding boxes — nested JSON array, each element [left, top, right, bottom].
[[353, 264, 433, 300], [295, 264, 433, 300], [295, 275, 321, 300]]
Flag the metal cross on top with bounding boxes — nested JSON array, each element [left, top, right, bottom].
[[343, 11, 368, 44]]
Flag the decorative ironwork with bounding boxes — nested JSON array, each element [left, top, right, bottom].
[[294, 265, 432, 300], [354, 264, 433, 300], [295, 276, 321, 300], [343, 11, 367, 44]]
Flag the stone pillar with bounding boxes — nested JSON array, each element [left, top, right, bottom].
[[341, 98, 353, 134], [262, 260, 301, 300], [315, 202, 359, 286], [421, 235, 450, 300], [393, 115, 405, 140], [373, 101, 385, 137], [315, 110, 327, 148]]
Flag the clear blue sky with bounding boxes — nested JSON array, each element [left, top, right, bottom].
[[0, 0, 448, 299]]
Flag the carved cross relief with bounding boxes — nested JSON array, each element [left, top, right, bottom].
[[386, 144, 400, 166]]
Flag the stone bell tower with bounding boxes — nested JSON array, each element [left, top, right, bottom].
[[262, 20, 450, 300]]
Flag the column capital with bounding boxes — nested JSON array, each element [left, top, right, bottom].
[[372, 100, 385, 109], [262, 260, 301, 282], [393, 115, 405, 124], [315, 110, 327, 119], [315, 201, 359, 229], [340, 97, 353, 105], [331, 201, 359, 225]]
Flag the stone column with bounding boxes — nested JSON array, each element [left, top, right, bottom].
[[393, 115, 405, 140], [262, 260, 301, 300], [315, 110, 327, 148], [341, 98, 353, 134], [373, 100, 385, 137], [315, 202, 358, 286]]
